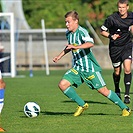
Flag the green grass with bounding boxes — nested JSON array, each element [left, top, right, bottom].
[[0, 70, 133, 133]]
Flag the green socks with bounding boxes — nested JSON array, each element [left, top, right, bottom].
[[107, 90, 128, 110], [63, 87, 85, 106], [63, 87, 128, 110]]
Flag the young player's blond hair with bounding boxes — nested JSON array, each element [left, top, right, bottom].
[[64, 11, 79, 21]]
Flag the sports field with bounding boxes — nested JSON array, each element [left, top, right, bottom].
[[0, 70, 132, 133]]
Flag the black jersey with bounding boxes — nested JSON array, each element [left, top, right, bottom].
[[101, 11, 133, 47]]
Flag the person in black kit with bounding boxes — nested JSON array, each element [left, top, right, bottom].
[[100, 0, 133, 104]]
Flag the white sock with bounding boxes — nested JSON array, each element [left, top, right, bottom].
[[0, 103, 4, 114], [0, 70, 2, 79]]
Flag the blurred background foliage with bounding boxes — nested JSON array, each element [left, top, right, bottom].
[[22, 0, 133, 30], [0, 0, 133, 30]]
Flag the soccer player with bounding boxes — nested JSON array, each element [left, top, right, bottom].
[[0, 70, 5, 132], [53, 10, 131, 117], [0, 70, 5, 114], [100, 0, 133, 104]]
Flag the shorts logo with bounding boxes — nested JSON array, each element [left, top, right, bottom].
[[71, 68, 78, 75], [128, 56, 132, 59], [117, 29, 121, 32], [126, 82, 130, 85], [87, 74, 95, 80], [95, 83, 99, 87]]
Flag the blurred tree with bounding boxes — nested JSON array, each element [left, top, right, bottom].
[[22, 0, 89, 29], [0, 0, 132, 29]]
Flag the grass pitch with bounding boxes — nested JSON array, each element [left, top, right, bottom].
[[1, 70, 132, 133]]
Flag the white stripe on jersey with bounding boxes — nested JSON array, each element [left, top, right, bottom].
[[82, 50, 89, 72], [73, 33, 76, 43], [85, 55, 89, 72], [79, 58, 83, 71], [77, 33, 81, 44], [69, 33, 72, 43], [91, 62, 95, 72]]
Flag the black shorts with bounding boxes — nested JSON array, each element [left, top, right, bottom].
[[109, 43, 132, 68]]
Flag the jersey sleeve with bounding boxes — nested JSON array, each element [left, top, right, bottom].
[[80, 28, 94, 43], [101, 16, 113, 31]]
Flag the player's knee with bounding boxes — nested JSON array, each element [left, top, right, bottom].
[[114, 66, 121, 75], [58, 79, 70, 91], [124, 69, 131, 74], [58, 80, 65, 90]]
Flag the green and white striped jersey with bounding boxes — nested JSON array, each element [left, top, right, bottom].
[[66, 25, 101, 72]]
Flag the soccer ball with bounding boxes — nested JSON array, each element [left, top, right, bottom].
[[24, 102, 40, 118]]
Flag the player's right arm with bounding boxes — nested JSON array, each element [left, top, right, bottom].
[[100, 17, 120, 40], [100, 29, 110, 38], [100, 18, 111, 38], [101, 30, 120, 40]]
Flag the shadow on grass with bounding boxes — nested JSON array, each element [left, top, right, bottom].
[[20, 110, 120, 117], [40, 100, 112, 116], [41, 111, 73, 116], [87, 113, 119, 116], [41, 111, 119, 116]]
